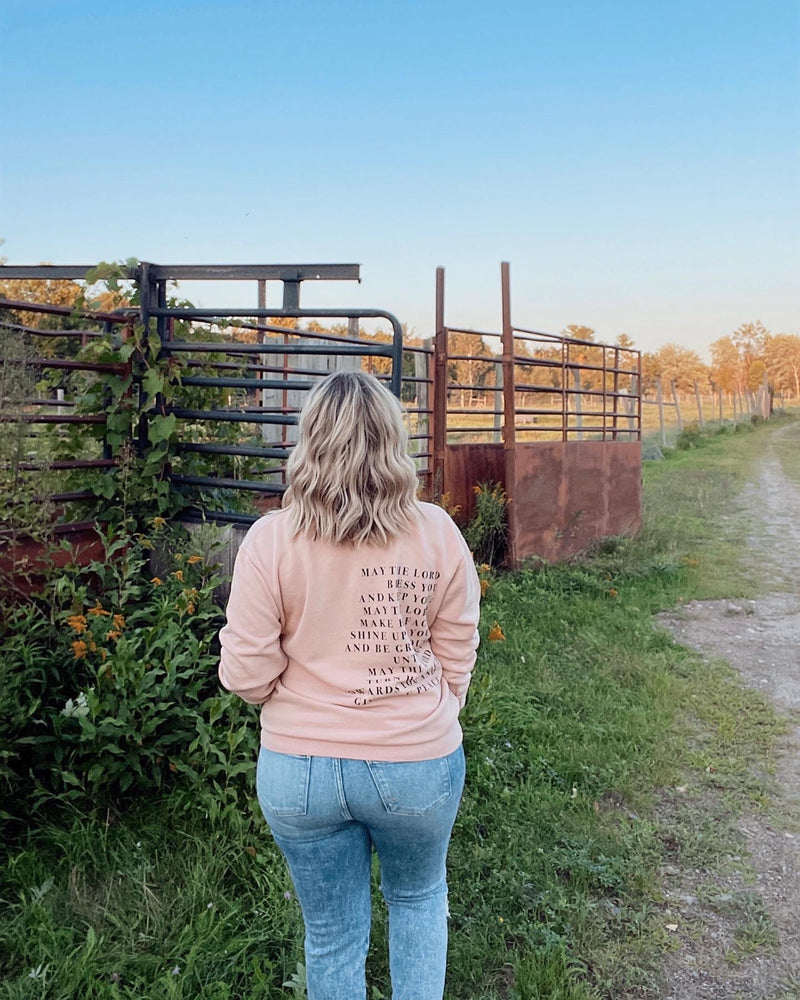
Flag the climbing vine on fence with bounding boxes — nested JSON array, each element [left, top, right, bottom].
[[24, 261, 266, 526]]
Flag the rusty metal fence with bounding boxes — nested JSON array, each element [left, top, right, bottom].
[[431, 264, 640, 480], [1, 260, 642, 565]]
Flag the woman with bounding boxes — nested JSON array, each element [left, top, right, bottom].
[[219, 370, 480, 1000]]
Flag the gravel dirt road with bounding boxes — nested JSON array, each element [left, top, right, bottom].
[[657, 423, 800, 999]]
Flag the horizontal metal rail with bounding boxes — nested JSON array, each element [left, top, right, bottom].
[[180, 375, 315, 391], [11, 398, 75, 407], [0, 356, 129, 375], [445, 326, 502, 339], [0, 320, 104, 338], [177, 442, 291, 459], [170, 473, 286, 493], [0, 297, 131, 325], [15, 459, 116, 471], [164, 340, 393, 357], [0, 264, 360, 283], [168, 407, 297, 425], [0, 413, 106, 424], [179, 508, 259, 526]]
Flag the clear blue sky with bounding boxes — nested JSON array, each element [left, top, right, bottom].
[[1, 0, 797, 356]]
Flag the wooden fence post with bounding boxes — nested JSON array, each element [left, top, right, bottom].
[[627, 375, 638, 435], [656, 377, 667, 447], [670, 380, 683, 433], [693, 381, 705, 427]]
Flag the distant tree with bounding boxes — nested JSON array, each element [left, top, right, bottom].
[[651, 343, 709, 393], [560, 325, 604, 390], [731, 320, 769, 392], [764, 333, 800, 398], [0, 275, 84, 317], [731, 321, 768, 366], [640, 353, 660, 395], [0, 273, 88, 359], [515, 337, 561, 389], [709, 336, 742, 395], [446, 331, 494, 405], [561, 324, 595, 342], [615, 333, 635, 349]]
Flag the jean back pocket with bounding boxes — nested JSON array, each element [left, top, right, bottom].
[[256, 748, 311, 817], [367, 757, 453, 816]]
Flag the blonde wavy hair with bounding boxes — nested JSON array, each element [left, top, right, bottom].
[[282, 371, 420, 545]]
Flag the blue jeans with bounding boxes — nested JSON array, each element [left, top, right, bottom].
[[256, 744, 466, 1000]]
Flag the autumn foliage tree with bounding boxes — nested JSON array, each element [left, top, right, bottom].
[[764, 333, 800, 399]]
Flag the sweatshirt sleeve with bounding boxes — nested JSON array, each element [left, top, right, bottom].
[[429, 531, 481, 710], [218, 545, 287, 705]]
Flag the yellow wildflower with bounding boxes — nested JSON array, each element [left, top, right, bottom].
[[607, 588, 619, 598], [172, 569, 184, 582], [87, 602, 111, 618], [473, 485, 482, 495], [151, 516, 167, 528], [72, 639, 89, 659], [479, 563, 491, 574], [186, 603, 196, 614], [106, 629, 122, 641], [488, 622, 505, 642], [480, 579, 490, 597], [151, 577, 163, 587], [67, 614, 88, 634], [187, 555, 203, 565], [112, 614, 125, 630], [175, 553, 183, 562]]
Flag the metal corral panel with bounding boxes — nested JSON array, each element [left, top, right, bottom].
[[443, 443, 505, 523], [508, 441, 641, 565]]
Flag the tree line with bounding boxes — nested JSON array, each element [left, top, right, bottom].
[[2, 274, 798, 401]]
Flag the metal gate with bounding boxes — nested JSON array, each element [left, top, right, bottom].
[[0, 262, 406, 529]]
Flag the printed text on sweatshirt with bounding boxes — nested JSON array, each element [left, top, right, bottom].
[[218, 502, 481, 761]]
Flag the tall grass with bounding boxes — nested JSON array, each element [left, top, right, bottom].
[[1, 417, 794, 999]]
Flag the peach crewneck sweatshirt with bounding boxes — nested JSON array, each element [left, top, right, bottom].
[[218, 502, 481, 761]]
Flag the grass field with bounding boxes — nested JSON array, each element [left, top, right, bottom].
[[1, 415, 796, 999], [772, 418, 800, 483]]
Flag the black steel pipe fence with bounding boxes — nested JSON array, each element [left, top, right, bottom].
[[1, 263, 411, 527]]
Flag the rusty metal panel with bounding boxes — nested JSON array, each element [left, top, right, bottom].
[[507, 441, 641, 565], [443, 443, 504, 524]]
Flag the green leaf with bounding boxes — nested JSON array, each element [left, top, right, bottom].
[[148, 413, 177, 444]]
